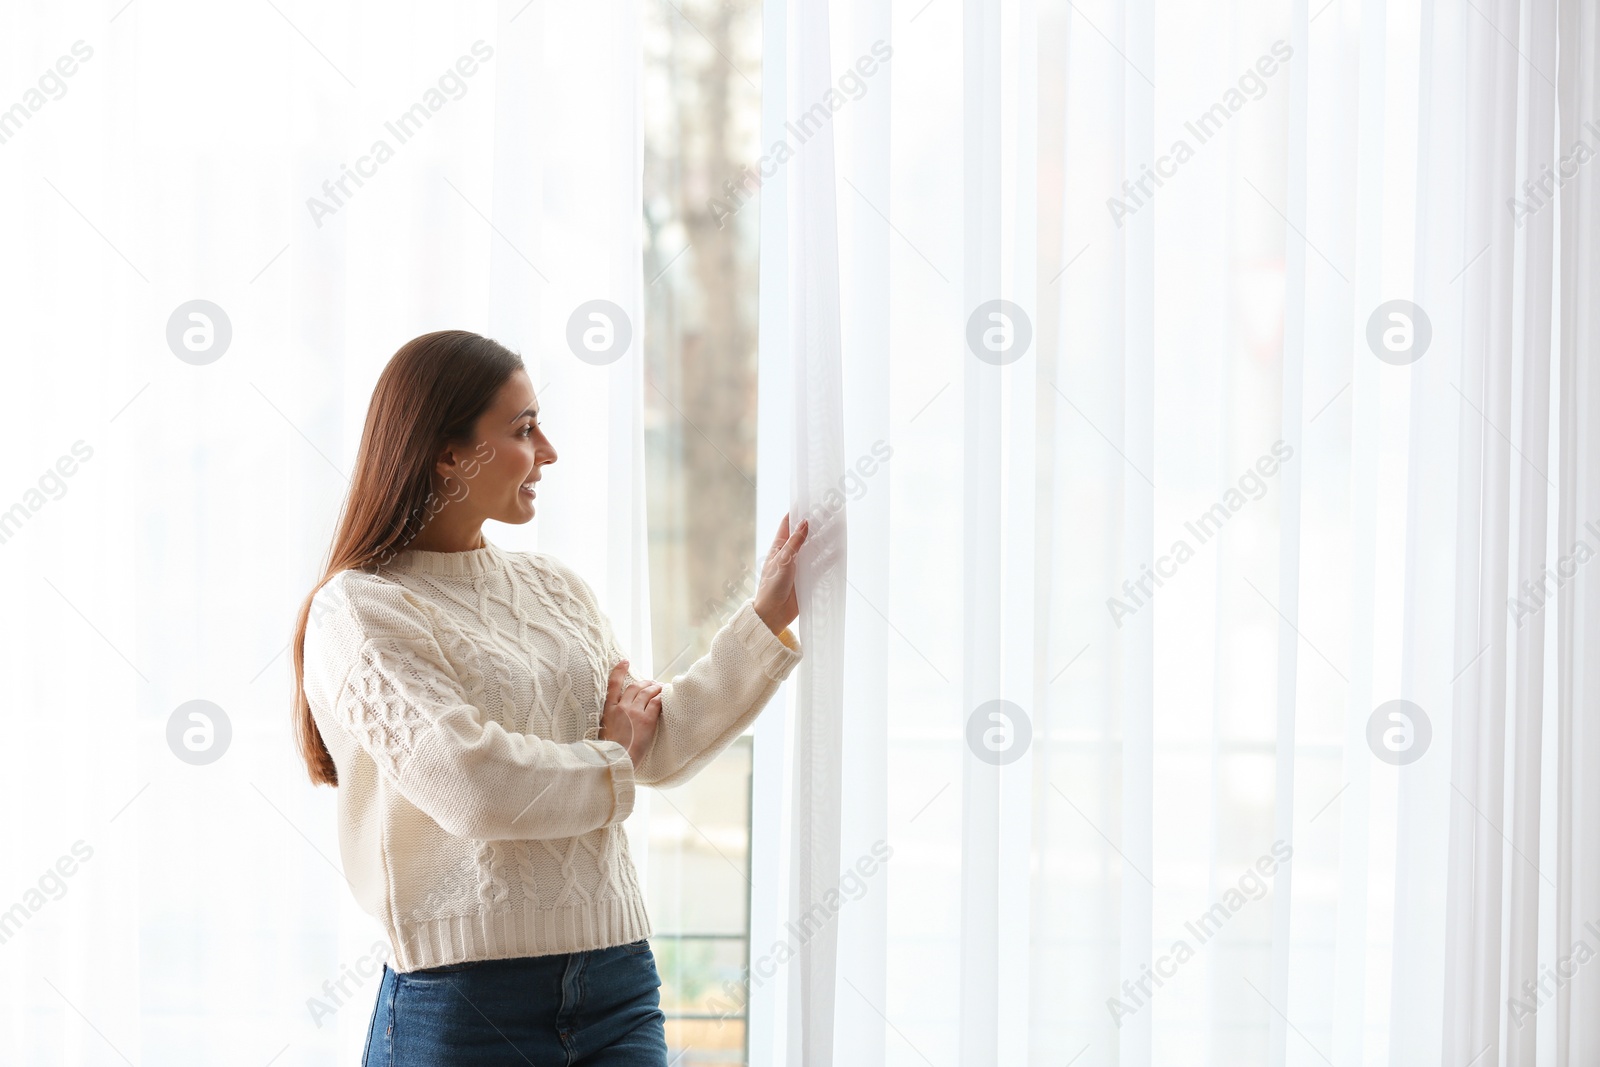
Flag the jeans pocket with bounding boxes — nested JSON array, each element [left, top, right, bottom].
[[622, 938, 651, 956]]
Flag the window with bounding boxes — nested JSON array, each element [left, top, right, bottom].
[[641, 0, 763, 1062]]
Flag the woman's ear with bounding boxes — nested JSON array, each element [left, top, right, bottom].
[[433, 444, 478, 501]]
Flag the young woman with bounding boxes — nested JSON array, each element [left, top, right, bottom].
[[290, 329, 809, 1066]]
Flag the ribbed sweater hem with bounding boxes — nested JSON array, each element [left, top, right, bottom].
[[390, 892, 653, 973]]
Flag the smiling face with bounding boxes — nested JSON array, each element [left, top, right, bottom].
[[468, 368, 557, 524], [410, 368, 557, 552]]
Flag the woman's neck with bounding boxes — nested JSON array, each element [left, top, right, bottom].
[[402, 524, 486, 554]]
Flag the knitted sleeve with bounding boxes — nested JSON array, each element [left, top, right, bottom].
[[546, 556, 803, 789], [302, 572, 636, 840]]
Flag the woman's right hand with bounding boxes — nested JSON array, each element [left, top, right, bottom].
[[598, 660, 662, 769]]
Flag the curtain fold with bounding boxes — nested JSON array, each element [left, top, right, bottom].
[[833, 0, 892, 1062], [1556, 1, 1600, 1060], [959, 0, 1004, 1056], [1116, 1, 1157, 1059], [1267, 2, 1312, 1062], [1506, 1, 1558, 1065], [782, 0, 849, 1062]]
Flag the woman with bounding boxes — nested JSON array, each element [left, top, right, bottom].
[[290, 329, 809, 1065]]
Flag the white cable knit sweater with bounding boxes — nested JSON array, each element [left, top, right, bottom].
[[300, 534, 802, 973]]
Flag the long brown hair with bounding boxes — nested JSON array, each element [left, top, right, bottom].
[[291, 329, 524, 786]]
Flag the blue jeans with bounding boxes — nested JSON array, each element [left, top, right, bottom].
[[361, 939, 668, 1066]]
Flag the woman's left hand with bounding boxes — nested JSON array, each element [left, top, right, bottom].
[[753, 513, 809, 635]]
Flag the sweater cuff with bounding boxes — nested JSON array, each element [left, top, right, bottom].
[[732, 599, 803, 681], [585, 739, 636, 825]]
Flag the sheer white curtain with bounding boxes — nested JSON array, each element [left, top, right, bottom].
[[755, 0, 1600, 1065]]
